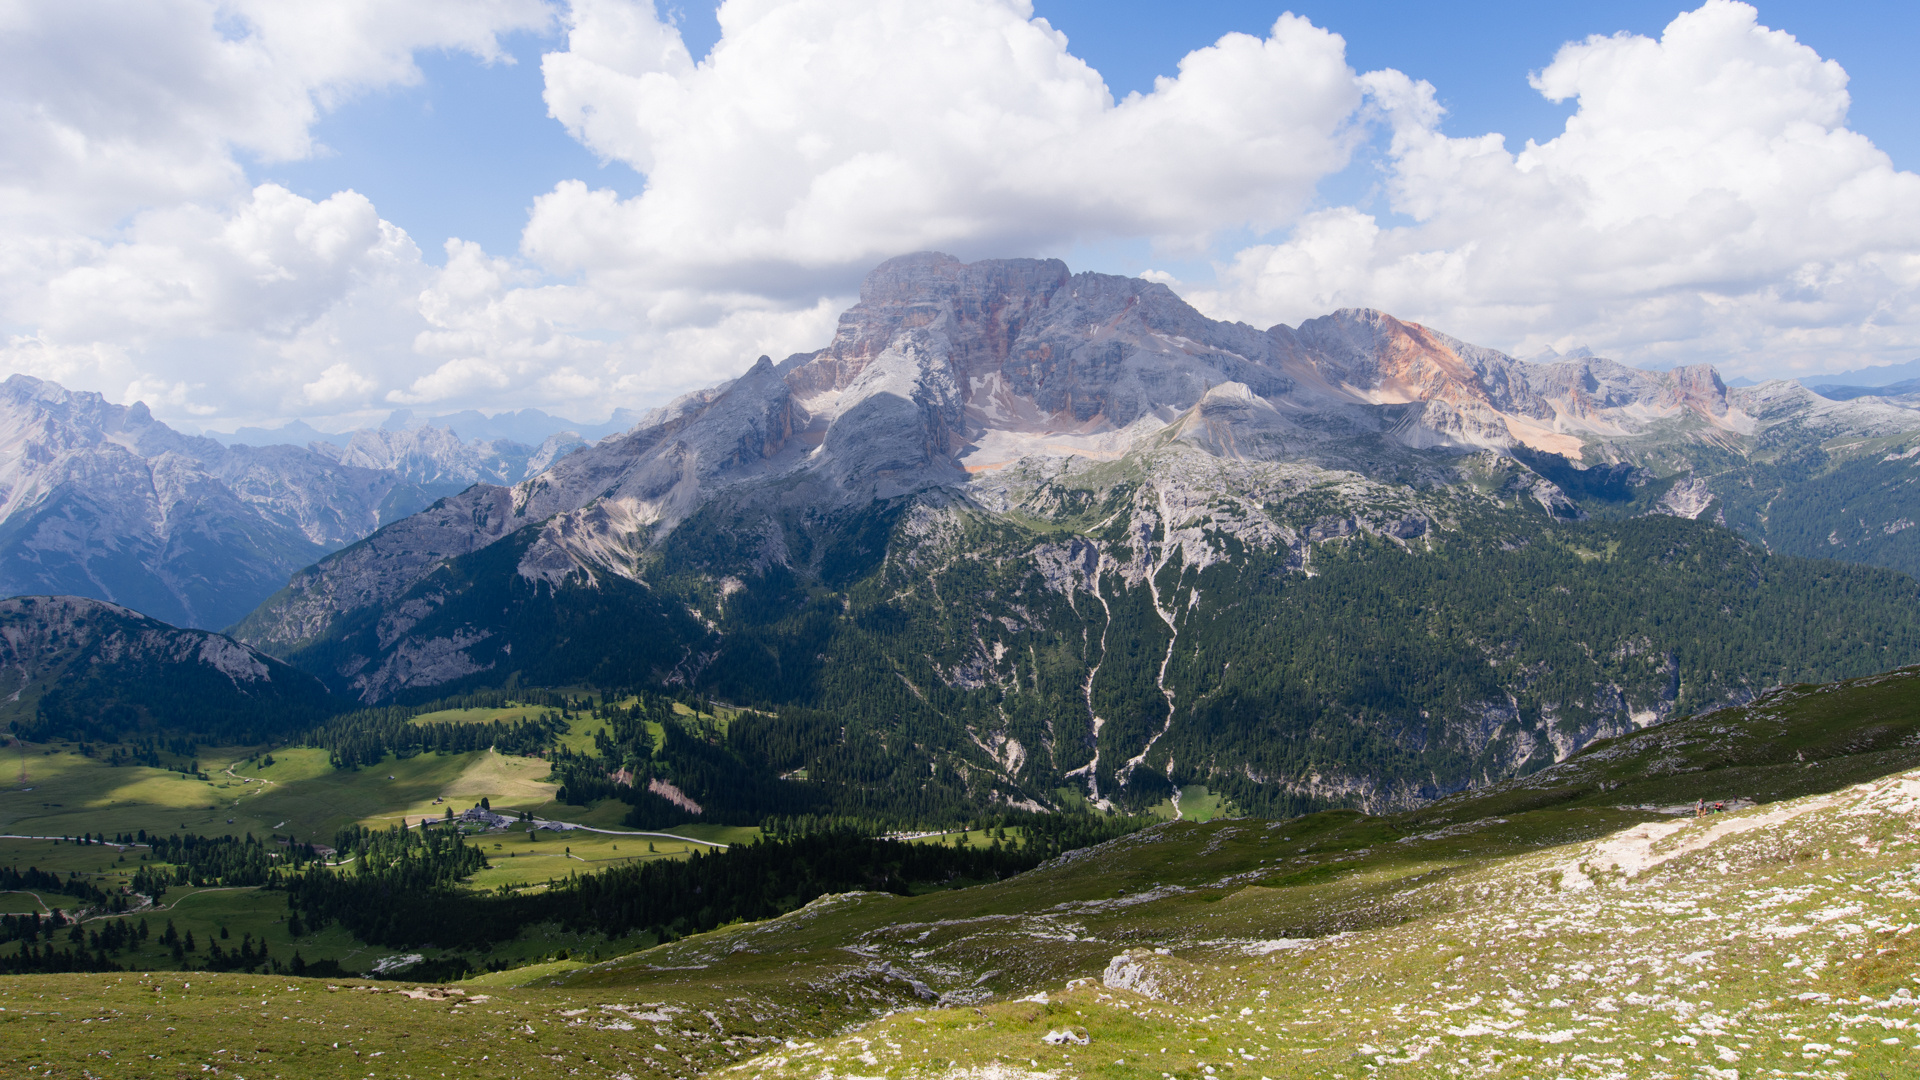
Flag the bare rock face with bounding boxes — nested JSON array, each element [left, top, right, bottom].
[[313, 424, 586, 492], [0, 377, 344, 629], [229, 254, 1725, 650]]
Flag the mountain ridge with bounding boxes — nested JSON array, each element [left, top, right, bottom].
[[0, 593, 335, 744], [219, 254, 1920, 820], [236, 253, 1920, 666]]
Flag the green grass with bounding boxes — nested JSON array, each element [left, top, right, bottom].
[[552, 716, 612, 756], [0, 742, 564, 845], [0, 837, 134, 876], [899, 826, 1025, 851], [520, 795, 634, 828], [0, 743, 753, 979], [1175, 784, 1224, 822], [8, 755, 1920, 1078], [407, 703, 554, 727], [732, 768, 1920, 1080], [1144, 786, 1230, 822], [8, 668, 1920, 1078], [660, 823, 760, 847], [0, 971, 815, 1079], [464, 829, 716, 892]]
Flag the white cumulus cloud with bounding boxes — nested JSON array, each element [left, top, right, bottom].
[[1191, 0, 1920, 378], [0, 0, 555, 235], [529, 0, 1364, 289], [0, 0, 556, 425]]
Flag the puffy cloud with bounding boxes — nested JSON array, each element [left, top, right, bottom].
[[14, 184, 435, 423], [0, 0, 555, 235], [1191, 0, 1920, 377], [10, 0, 1920, 428], [404, 237, 845, 407], [302, 362, 379, 406], [39, 185, 422, 341], [0, 0, 556, 425], [0, 336, 141, 402], [529, 0, 1363, 289]]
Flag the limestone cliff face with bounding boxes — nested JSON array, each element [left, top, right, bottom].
[[216, 256, 1733, 650]]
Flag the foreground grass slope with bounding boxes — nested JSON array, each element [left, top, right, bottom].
[[738, 767, 1920, 1080], [5, 667, 1920, 1077]]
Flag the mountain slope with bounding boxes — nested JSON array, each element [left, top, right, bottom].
[[239, 253, 1824, 661], [225, 255, 1920, 821], [0, 595, 336, 743], [726, 764, 1920, 1080], [537, 667, 1920, 1067], [9, 666, 1920, 1078]]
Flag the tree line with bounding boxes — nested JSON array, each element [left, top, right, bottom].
[[284, 814, 1150, 952]]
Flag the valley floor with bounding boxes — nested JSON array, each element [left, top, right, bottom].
[[5, 767, 1919, 1078]]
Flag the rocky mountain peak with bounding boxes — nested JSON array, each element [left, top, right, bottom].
[[1287, 308, 1519, 412], [0, 374, 602, 629], [236, 254, 1857, 671], [0, 372, 213, 464], [1664, 363, 1731, 416], [806, 253, 1074, 393]]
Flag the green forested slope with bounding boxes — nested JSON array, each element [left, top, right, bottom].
[[239, 449, 1920, 829], [0, 596, 336, 744], [669, 499, 1920, 819]]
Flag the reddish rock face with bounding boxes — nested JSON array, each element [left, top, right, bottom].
[[1663, 364, 1732, 417]]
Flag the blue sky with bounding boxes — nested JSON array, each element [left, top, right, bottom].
[[258, 1, 1920, 265]]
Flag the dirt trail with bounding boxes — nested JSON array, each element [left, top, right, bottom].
[[1561, 771, 1920, 888]]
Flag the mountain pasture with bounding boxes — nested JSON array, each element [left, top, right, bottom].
[[1, 742, 562, 844]]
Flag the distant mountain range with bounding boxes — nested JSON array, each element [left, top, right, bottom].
[[0, 375, 592, 629], [1805, 376, 1920, 401], [209, 406, 647, 449], [5, 253, 1918, 819], [1802, 355, 1920, 389]]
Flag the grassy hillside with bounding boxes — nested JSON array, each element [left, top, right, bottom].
[[1, 742, 562, 843], [7, 767, 1918, 1077], [1412, 662, 1920, 823], [7, 664, 1920, 1078]]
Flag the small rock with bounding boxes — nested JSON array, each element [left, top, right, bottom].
[[1041, 1029, 1089, 1046]]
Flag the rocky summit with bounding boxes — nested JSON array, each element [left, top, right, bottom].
[[229, 252, 1818, 650], [222, 254, 1920, 818]]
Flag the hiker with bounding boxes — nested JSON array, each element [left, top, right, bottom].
[[1695, 799, 1705, 818]]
